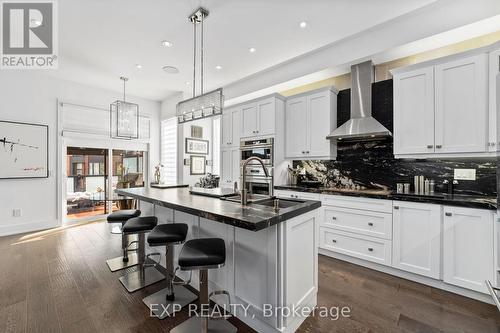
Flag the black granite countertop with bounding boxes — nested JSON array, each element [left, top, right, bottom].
[[274, 185, 497, 211], [116, 187, 322, 231]]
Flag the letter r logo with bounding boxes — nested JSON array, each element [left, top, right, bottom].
[[2, 2, 53, 54]]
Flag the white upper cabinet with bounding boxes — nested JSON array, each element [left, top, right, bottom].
[[285, 96, 308, 157], [393, 67, 435, 155], [257, 97, 276, 136], [435, 54, 488, 153], [393, 50, 491, 158], [308, 90, 335, 157], [392, 202, 441, 279], [285, 88, 337, 159], [241, 102, 258, 138], [443, 206, 494, 294], [240, 97, 278, 138], [222, 107, 241, 148], [489, 47, 500, 152]]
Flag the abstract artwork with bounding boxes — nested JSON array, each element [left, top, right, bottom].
[[0, 120, 48, 179]]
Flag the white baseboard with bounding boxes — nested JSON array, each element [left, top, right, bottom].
[[0, 220, 60, 237], [319, 248, 494, 305]]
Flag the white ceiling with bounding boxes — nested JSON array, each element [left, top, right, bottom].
[[54, 0, 439, 101]]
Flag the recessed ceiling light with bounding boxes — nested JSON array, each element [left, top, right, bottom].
[[162, 65, 179, 74], [215, 65, 222, 70], [161, 40, 173, 47], [135, 64, 143, 69], [249, 47, 256, 53], [299, 21, 307, 28]]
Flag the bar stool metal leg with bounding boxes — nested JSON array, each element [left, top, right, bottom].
[[119, 232, 165, 293], [170, 269, 236, 333], [106, 228, 139, 272], [143, 243, 197, 319]]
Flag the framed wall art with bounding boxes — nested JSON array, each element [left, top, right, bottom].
[[185, 138, 209, 155], [0, 120, 49, 179], [190, 155, 206, 175]]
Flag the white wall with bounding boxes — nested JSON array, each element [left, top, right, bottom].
[[0, 71, 161, 236], [181, 117, 214, 185]]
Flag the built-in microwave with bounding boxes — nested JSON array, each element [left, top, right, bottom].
[[240, 138, 274, 165]]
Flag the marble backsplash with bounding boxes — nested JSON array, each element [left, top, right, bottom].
[[292, 79, 497, 197], [293, 140, 496, 196]]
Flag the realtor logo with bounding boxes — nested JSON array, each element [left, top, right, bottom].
[[1, 0, 58, 69]]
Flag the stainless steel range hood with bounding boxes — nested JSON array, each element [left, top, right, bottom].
[[326, 61, 392, 141]]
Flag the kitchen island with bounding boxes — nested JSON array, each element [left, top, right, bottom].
[[116, 187, 321, 333]]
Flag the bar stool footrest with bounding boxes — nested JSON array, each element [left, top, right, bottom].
[[172, 267, 192, 286], [208, 290, 232, 319], [144, 252, 161, 268]]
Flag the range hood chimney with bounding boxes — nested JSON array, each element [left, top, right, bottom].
[[326, 61, 392, 141]]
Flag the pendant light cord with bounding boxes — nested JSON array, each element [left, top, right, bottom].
[[201, 14, 204, 95], [193, 21, 196, 98]]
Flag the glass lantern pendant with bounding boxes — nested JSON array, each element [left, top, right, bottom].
[[110, 76, 139, 139]]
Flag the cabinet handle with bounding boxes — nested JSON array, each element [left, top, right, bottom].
[[368, 222, 373, 226], [331, 216, 337, 220], [301, 151, 305, 154], [368, 248, 374, 252], [394, 206, 399, 210], [426, 145, 433, 149], [436, 145, 442, 149], [306, 151, 310, 154], [332, 239, 337, 243], [445, 212, 452, 217]]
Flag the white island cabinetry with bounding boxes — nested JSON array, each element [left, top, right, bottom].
[[154, 204, 320, 333]]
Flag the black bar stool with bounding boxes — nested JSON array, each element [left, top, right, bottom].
[[171, 238, 236, 333], [142, 223, 197, 319], [118, 216, 165, 292], [106, 209, 141, 272]]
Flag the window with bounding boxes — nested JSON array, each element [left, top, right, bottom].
[[161, 117, 178, 184]]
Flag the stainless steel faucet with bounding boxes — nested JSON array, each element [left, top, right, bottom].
[[241, 156, 270, 205]]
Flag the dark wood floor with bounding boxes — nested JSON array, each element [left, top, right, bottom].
[[0, 220, 498, 333]]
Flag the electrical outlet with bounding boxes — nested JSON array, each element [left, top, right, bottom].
[[454, 169, 476, 181], [12, 209, 21, 217]]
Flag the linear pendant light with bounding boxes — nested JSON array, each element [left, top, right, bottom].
[[176, 7, 224, 124]]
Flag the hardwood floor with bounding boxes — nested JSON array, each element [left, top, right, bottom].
[[0, 221, 498, 333]]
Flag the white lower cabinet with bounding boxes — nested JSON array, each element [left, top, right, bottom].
[[276, 190, 496, 296], [392, 201, 441, 279], [323, 206, 392, 240], [443, 206, 494, 293], [320, 228, 392, 266]]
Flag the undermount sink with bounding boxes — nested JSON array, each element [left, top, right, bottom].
[[224, 193, 271, 204], [253, 198, 305, 209]]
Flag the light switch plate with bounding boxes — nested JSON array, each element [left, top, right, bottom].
[[454, 168, 476, 180]]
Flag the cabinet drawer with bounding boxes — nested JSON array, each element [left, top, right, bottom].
[[320, 228, 392, 266], [321, 194, 393, 213], [323, 206, 392, 240]]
